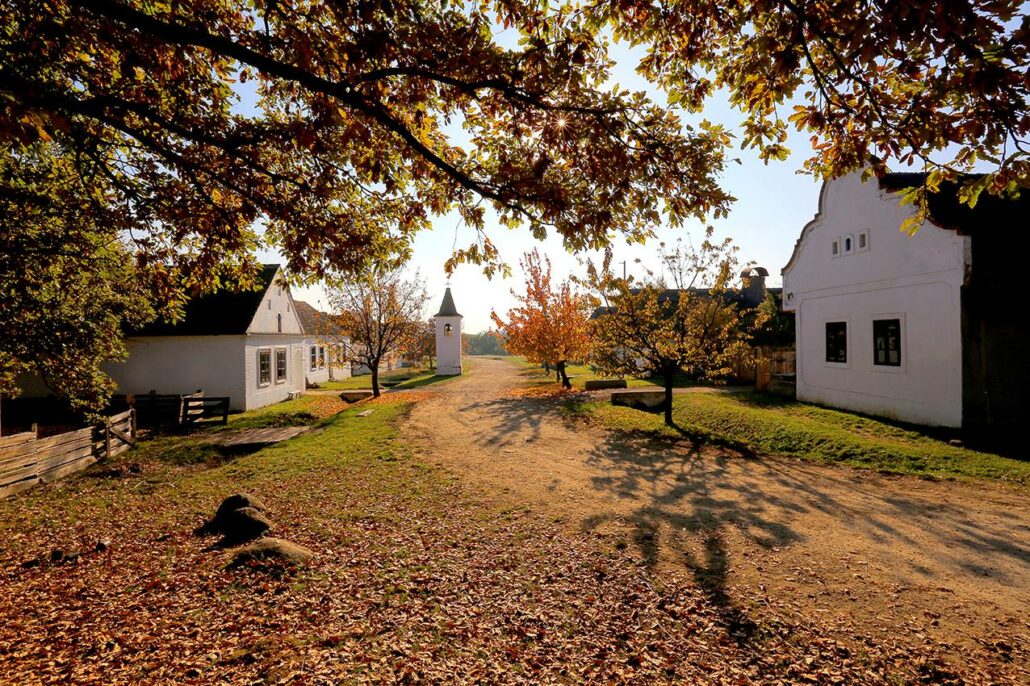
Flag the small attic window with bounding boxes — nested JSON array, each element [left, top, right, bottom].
[[267, 299, 271, 310], [858, 230, 869, 251], [831, 239, 840, 257], [843, 233, 855, 255], [277, 313, 283, 333]]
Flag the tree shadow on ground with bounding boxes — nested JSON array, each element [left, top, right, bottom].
[[572, 420, 1030, 647]]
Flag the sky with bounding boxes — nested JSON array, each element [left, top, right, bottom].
[[258, 37, 826, 333]]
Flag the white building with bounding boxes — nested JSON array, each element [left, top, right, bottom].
[[294, 300, 351, 385], [782, 170, 1027, 437], [105, 264, 309, 410], [434, 287, 463, 376]]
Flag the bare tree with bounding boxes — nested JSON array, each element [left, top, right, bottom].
[[327, 268, 428, 397]]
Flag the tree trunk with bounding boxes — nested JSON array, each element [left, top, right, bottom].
[[663, 365, 675, 426], [371, 363, 381, 398], [556, 361, 572, 389]]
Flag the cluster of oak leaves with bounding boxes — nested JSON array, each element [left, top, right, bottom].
[[0, 399, 1024, 684]]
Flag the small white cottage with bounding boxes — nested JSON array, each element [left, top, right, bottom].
[[434, 287, 463, 375], [782, 170, 1027, 437], [106, 264, 309, 410]]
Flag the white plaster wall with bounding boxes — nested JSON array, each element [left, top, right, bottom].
[[300, 338, 332, 385], [435, 316, 463, 375], [243, 335, 307, 410], [782, 172, 968, 427], [248, 277, 303, 335], [104, 336, 247, 409]]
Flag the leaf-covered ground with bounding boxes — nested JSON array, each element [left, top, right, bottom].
[[0, 401, 1024, 684]]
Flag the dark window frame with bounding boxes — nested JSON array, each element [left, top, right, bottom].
[[275, 348, 288, 383], [825, 321, 848, 364], [258, 349, 272, 387], [309, 346, 317, 371], [873, 318, 902, 367]]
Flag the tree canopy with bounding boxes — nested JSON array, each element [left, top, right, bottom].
[[492, 249, 591, 388], [327, 267, 428, 397], [588, 235, 761, 425]]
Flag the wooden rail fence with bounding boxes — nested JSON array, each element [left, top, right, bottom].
[[0, 409, 136, 498]]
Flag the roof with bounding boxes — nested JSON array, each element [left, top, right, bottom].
[[293, 300, 321, 335], [435, 287, 462, 318], [129, 264, 280, 336], [877, 172, 1029, 234]]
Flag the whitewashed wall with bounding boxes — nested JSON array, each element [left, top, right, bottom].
[[248, 279, 303, 335], [105, 336, 247, 408], [435, 316, 463, 375], [300, 338, 332, 385], [243, 336, 307, 410], [782, 172, 969, 427]]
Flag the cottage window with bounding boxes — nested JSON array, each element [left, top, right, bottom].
[[318, 346, 326, 369], [275, 349, 288, 383], [310, 346, 317, 371], [277, 313, 283, 333], [873, 319, 902, 367], [258, 349, 272, 386], [825, 322, 847, 363]]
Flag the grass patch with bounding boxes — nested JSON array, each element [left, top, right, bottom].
[[318, 366, 459, 391], [224, 395, 325, 429], [517, 359, 695, 391], [566, 391, 1029, 486]]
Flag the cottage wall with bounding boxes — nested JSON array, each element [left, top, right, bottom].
[[243, 335, 307, 410], [105, 336, 247, 409], [782, 172, 969, 427]]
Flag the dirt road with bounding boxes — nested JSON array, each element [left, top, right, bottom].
[[404, 357, 1029, 655]]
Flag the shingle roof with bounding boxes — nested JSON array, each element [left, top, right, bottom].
[[877, 172, 1029, 235], [435, 287, 461, 317], [293, 300, 321, 335], [129, 264, 279, 336]]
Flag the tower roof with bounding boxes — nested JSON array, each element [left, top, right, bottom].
[[435, 287, 462, 318]]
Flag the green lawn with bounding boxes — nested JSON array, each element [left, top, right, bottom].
[[516, 358, 693, 391], [318, 366, 443, 391], [224, 395, 327, 429], [564, 391, 1030, 487]]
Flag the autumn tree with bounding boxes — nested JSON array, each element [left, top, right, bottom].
[[0, 144, 155, 416], [408, 319, 437, 370], [600, 0, 1028, 206], [2, 0, 1023, 409], [327, 268, 428, 398], [492, 250, 591, 389], [588, 234, 762, 426]]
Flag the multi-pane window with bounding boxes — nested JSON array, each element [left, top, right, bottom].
[[258, 349, 271, 386], [276, 349, 288, 383], [310, 346, 318, 371], [318, 346, 326, 369], [873, 319, 902, 367], [825, 322, 847, 363]]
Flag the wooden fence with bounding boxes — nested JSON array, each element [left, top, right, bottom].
[[112, 390, 229, 429], [0, 409, 136, 498], [733, 347, 796, 393]]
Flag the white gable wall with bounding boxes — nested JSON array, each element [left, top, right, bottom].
[[782, 172, 969, 427], [248, 275, 303, 335]]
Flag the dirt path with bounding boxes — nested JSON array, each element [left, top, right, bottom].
[[405, 357, 1029, 658]]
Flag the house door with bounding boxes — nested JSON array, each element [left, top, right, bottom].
[[293, 347, 304, 392]]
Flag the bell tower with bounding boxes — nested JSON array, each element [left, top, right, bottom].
[[434, 286, 463, 375]]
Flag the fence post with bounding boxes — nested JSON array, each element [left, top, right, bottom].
[[130, 408, 137, 439], [104, 419, 111, 460]]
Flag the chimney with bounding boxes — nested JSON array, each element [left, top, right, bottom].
[[740, 266, 769, 306]]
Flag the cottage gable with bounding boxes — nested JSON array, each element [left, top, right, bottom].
[[246, 267, 303, 335], [782, 172, 969, 312]]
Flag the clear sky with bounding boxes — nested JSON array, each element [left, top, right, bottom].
[[262, 38, 826, 332]]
